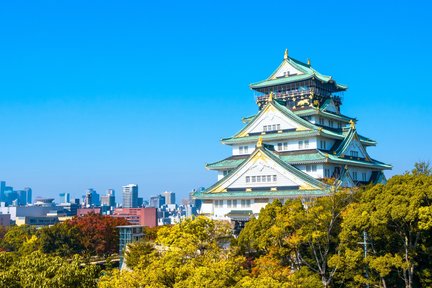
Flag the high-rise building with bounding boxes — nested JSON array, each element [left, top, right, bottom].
[[17, 190, 27, 206], [59, 192, 70, 204], [83, 189, 100, 207], [24, 187, 32, 205], [149, 195, 165, 208], [163, 191, 175, 205], [122, 184, 138, 208], [194, 50, 391, 227], [101, 189, 116, 208], [0, 181, 5, 203]]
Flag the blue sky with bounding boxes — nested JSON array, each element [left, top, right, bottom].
[[0, 0, 431, 202]]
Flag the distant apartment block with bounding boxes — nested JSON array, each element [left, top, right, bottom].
[[113, 207, 157, 228], [122, 184, 138, 208], [77, 207, 101, 216], [149, 194, 165, 208], [163, 191, 175, 205]]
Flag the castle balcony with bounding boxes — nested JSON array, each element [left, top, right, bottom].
[[255, 88, 344, 105]]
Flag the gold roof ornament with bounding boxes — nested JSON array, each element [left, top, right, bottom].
[[349, 119, 356, 129], [257, 136, 263, 148], [307, 58, 311, 66], [268, 91, 274, 102], [284, 48, 288, 60]]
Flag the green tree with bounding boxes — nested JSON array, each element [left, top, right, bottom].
[[38, 223, 83, 256], [237, 192, 354, 288], [99, 217, 242, 288], [0, 251, 100, 287], [1, 225, 37, 252], [333, 171, 432, 287]]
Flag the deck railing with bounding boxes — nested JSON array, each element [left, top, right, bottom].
[[256, 88, 343, 103]]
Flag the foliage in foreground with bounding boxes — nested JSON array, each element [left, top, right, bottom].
[[0, 213, 129, 257], [0, 251, 100, 288], [99, 165, 432, 288]]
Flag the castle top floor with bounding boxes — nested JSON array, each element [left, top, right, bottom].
[[250, 49, 347, 111]]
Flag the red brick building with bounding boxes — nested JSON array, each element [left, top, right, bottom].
[[76, 207, 101, 216], [113, 208, 157, 228]]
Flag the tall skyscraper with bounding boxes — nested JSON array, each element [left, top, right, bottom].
[[122, 184, 138, 208], [163, 191, 175, 205], [17, 190, 27, 206], [101, 189, 116, 208], [149, 194, 165, 208], [83, 189, 100, 207], [59, 192, 70, 204], [24, 187, 32, 204], [0, 181, 5, 203]]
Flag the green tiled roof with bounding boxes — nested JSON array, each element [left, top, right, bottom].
[[230, 100, 317, 140], [223, 99, 376, 146], [242, 115, 255, 124], [294, 108, 356, 123], [202, 145, 327, 196], [222, 130, 319, 144], [249, 56, 347, 91], [193, 189, 329, 199], [206, 157, 246, 170], [334, 127, 358, 156], [207, 149, 391, 171]]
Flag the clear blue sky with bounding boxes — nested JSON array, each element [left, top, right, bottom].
[[1, 0, 431, 202]]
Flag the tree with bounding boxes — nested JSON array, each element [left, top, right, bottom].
[[38, 223, 83, 256], [67, 213, 129, 256], [99, 217, 242, 288], [333, 171, 432, 287], [0, 251, 100, 287], [124, 239, 154, 269], [0, 225, 37, 252], [237, 192, 355, 288]]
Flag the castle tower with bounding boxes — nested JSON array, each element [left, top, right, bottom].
[[194, 51, 391, 227]]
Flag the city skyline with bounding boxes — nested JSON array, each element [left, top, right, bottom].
[[1, 1, 431, 200]]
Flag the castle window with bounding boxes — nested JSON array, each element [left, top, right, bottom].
[[239, 146, 248, 155], [246, 176, 250, 183], [319, 117, 325, 125], [324, 168, 330, 178], [252, 176, 256, 183], [283, 142, 288, 150], [263, 124, 281, 132], [362, 173, 367, 181], [227, 200, 232, 208], [233, 200, 237, 207], [352, 172, 358, 180], [329, 120, 334, 127], [267, 175, 271, 182], [214, 200, 224, 208], [304, 140, 309, 148], [273, 175, 277, 182], [298, 141, 304, 149], [277, 143, 282, 151], [241, 199, 251, 208], [350, 151, 359, 157]]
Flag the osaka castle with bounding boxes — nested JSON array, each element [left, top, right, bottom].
[[194, 50, 391, 227]]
